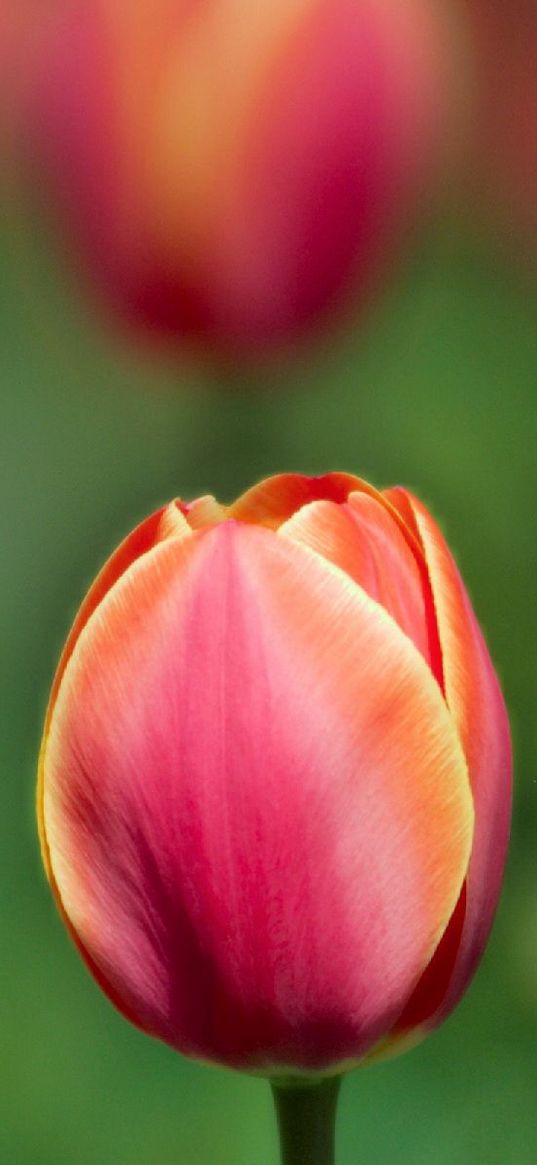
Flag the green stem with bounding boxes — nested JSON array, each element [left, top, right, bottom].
[[271, 1077, 342, 1165]]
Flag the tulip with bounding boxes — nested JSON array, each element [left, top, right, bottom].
[[16, 0, 454, 352], [38, 472, 511, 1086]]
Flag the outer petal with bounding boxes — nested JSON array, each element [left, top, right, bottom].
[[37, 501, 192, 873], [384, 488, 511, 1032], [279, 494, 440, 679], [41, 522, 472, 1072]]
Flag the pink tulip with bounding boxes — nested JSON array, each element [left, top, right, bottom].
[[38, 473, 511, 1074], [16, 0, 454, 353]]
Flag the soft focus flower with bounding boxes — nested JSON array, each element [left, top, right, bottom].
[[14, 0, 455, 353], [38, 473, 511, 1075]]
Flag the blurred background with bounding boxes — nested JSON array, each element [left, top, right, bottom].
[[2, 2, 537, 1163]]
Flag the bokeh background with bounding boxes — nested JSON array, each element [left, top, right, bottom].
[[2, 8, 537, 1163]]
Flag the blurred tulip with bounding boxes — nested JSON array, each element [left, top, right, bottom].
[[38, 473, 511, 1074], [11, 0, 455, 353]]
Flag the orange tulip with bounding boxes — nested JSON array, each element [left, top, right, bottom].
[[10, 0, 455, 353], [38, 473, 511, 1074]]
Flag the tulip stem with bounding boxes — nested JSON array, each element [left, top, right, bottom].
[[271, 1076, 341, 1165]]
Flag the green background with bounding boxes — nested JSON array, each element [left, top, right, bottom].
[[2, 195, 536, 1164]]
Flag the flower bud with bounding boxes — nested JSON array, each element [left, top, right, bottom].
[[38, 474, 511, 1075], [12, 0, 455, 353]]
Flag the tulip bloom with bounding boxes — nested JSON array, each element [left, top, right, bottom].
[[16, 0, 454, 352], [38, 473, 510, 1075]]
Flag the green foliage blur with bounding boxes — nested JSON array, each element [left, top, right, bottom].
[[2, 195, 536, 1164]]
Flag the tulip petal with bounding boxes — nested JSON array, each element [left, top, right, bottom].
[[37, 502, 192, 874], [41, 522, 472, 1072], [279, 494, 440, 677], [384, 488, 511, 1031], [43, 501, 192, 713], [229, 472, 364, 528], [182, 495, 227, 529]]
